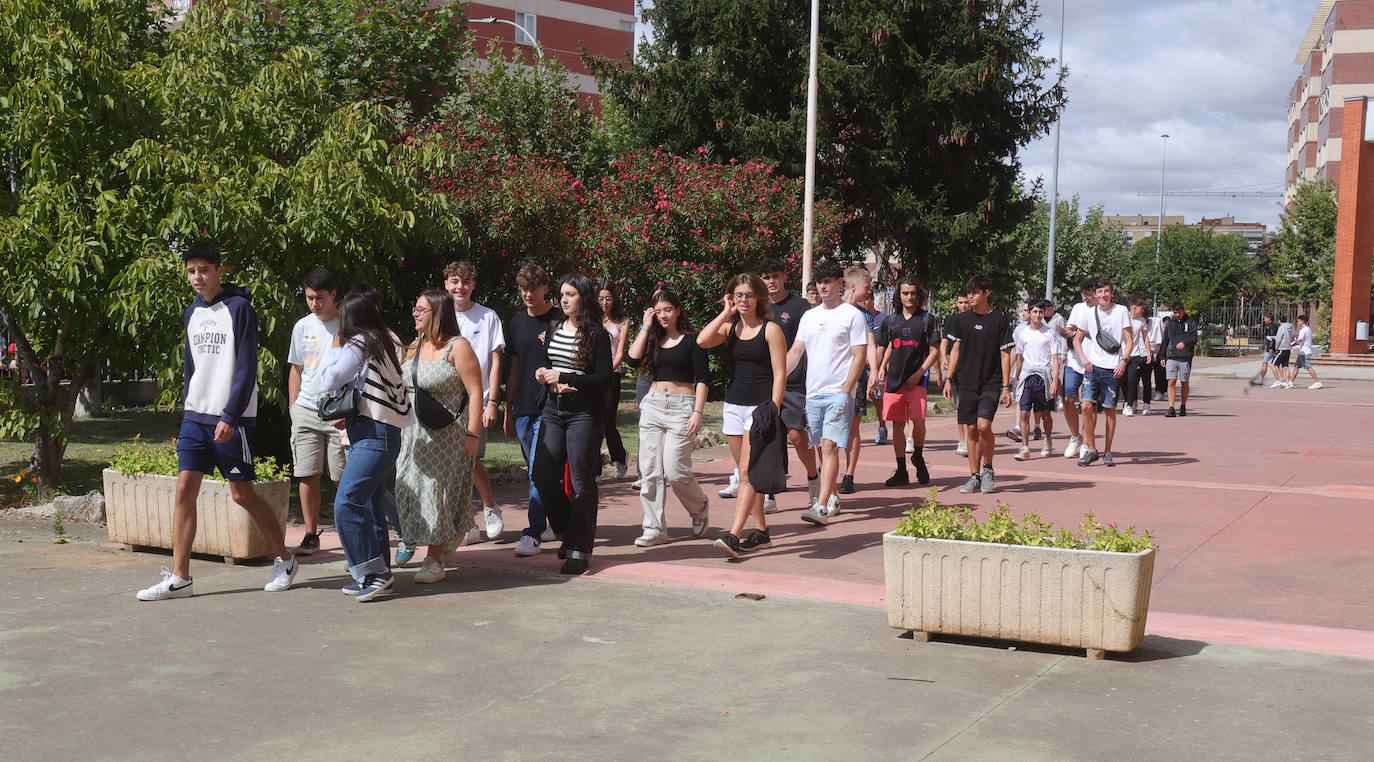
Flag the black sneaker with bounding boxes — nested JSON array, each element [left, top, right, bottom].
[[740, 529, 772, 551], [884, 468, 910, 487], [1032, 427, 1044, 441], [1164, 406, 1177, 418], [837, 474, 856, 494], [1179, 405, 1187, 417], [911, 453, 930, 485], [713, 533, 742, 559], [560, 553, 589, 575], [296, 531, 320, 556]]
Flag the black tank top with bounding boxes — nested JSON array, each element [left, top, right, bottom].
[[725, 322, 773, 404]]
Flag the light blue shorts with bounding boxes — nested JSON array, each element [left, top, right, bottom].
[[806, 393, 853, 448]]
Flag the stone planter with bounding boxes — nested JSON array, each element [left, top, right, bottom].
[[883, 532, 1155, 659], [103, 469, 289, 563]]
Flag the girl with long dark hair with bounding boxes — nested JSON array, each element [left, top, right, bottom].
[[394, 289, 484, 584], [318, 286, 415, 601], [625, 289, 710, 547], [531, 273, 613, 574], [697, 274, 786, 557], [597, 279, 630, 479]]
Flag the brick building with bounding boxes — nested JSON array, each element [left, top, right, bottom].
[[1103, 215, 1270, 253], [1288, 0, 1374, 202]]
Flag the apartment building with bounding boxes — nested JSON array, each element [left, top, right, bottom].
[[1103, 215, 1269, 253], [1288, 0, 1374, 201]]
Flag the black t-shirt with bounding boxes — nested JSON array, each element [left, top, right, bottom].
[[505, 307, 561, 417], [948, 309, 1014, 389], [883, 309, 938, 391], [770, 292, 809, 390], [1263, 321, 1278, 352]]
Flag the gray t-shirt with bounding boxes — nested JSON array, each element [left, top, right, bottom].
[[288, 313, 339, 409]]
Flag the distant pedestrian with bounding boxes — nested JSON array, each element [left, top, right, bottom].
[[943, 275, 1014, 493], [1058, 278, 1100, 459], [1121, 296, 1153, 415], [504, 264, 562, 557], [286, 267, 344, 556], [1290, 315, 1322, 389], [136, 242, 297, 601], [839, 266, 880, 496], [597, 279, 631, 480], [626, 289, 710, 547], [805, 280, 821, 307], [940, 293, 973, 455], [1255, 313, 1278, 386], [1161, 301, 1198, 415], [1012, 300, 1062, 460], [1072, 277, 1132, 466], [874, 275, 939, 485], [759, 257, 818, 512], [1271, 317, 1293, 389]]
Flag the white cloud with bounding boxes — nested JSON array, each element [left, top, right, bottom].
[[1021, 0, 1310, 230]]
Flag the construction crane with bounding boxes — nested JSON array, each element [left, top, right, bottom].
[[1137, 190, 1283, 198]]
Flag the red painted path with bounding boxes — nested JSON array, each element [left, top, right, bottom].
[[291, 372, 1374, 658]]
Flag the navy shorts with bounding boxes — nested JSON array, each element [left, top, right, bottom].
[[177, 419, 256, 481], [1019, 375, 1052, 412]]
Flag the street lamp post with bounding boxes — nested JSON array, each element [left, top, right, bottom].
[[470, 16, 545, 60], [800, 0, 820, 289], [1044, 0, 1066, 302], [1153, 133, 1169, 312]]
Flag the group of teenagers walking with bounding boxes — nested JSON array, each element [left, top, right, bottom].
[[135, 241, 1199, 603]]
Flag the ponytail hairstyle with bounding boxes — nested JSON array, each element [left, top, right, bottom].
[[558, 272, 604, 369], [406, 288, 460, 360], [725, 273, 771, 327], [337, 284, 400, 372], [642, 289, 693, 379]]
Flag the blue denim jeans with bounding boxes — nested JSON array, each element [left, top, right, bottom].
[[336, 417, 401, 581], [515, 414, 547, 538]]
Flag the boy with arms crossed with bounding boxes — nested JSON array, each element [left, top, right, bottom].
[[137, 243, 296, 600]]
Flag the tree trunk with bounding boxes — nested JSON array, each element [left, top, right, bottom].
[[32, 422, 64, 501]]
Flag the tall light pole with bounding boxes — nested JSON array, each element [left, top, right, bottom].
[[470, 16, 545, 60], [1043, 0, 1066, 301], [800, 0, 820, 289], [1153, 133, 1169, 311]]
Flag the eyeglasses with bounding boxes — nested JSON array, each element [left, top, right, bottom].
[[597, 296, 615, 302], [412, 307, 431, 315], [732, 292, 757, 301]]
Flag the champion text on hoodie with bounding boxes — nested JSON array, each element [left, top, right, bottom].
[[183, 284, 258, 427]]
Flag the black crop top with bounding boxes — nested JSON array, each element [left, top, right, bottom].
[[627, 333, 710, 385]]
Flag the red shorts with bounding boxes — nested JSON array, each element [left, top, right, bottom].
[[880, 385, 928, 422]]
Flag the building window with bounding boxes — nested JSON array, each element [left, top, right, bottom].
[[515, 12, 537, 46]]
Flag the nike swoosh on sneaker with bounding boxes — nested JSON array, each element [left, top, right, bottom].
[[169, 580, 192, 591]]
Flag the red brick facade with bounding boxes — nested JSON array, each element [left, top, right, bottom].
[[1331, 97, 1374, 354]]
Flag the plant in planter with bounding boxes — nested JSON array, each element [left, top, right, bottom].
[[104, 437, 291, 563], [884, 490, 1157, 659]]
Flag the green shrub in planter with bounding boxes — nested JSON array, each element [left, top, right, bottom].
[[109, 436, 289, 482], [893, 488, 1155, 553]]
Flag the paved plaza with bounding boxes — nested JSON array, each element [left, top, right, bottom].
[[4, 359, 1374, 758]]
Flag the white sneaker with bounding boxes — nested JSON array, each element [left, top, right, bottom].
[[691, 501, 710, 538], [1064, 436, 1082, 459], [1055, 398, 1064, 412], [263, 554, 298, 592], [718, 469, 739, 499], [634, 531, 670, 547], [539, 526, 557, 543], [905, 437, 915, 454], [956, 440, 968, 455], [800, 502, 831, 526], [1040, 438, 1053, 457], [459, 526, 481, 547], [483, 505, 504, 539], [1141, 404, 1151, 415], [630, 479, 642, 491], [1123, 407, 1135, 417], [1270, 381, 1284, 388], [1281, 382, 1294, 389], [137, 567, 193, 601], [613, 461, 629, 479], [1014, 446, 1030, 461], [513, 535, 542, 556], [1309, 382, 1323, 389], [763, 494, 778, 514], [826, 493, 841, 516], [413, 555, 446, 583]]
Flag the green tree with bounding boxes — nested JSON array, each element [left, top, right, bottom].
[[592, 0, 1065, 282], [1019, 195, 1131, 308], [1123, 226, 1256, 311], [1271, 179, 1337, 303], [0, 0, 452, 497]]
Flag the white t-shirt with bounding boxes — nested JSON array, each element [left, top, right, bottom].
[[454, 302, 506, 400], [1129, 317, 1149, 357], [1014, 324, 1061, 379], [1080, 303, 1132, 369], [1064, 302, 1092, 373], [287, 313, 339, 409], [795, 301, 869, 396], [1296, 325, 1314, 355]]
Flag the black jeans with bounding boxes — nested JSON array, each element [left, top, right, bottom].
[[1150, 356, 1166, 395], [602, 371, 627, 465], [533, 395, 604, 555], [1122, 356, 1147, 406]]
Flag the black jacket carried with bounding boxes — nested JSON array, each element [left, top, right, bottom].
[[1160, 315, 1199, 361], [747, 400, 787, 495]]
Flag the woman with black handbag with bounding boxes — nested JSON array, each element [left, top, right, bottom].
[[394, 289, 484, 584], [531, 273, 612, 574], [318, 287, 415, 601]]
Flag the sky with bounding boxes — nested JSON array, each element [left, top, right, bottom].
[[1019, 0, 1312, 231]]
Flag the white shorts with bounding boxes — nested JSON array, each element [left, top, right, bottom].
[[721, 401, 760, 436]]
